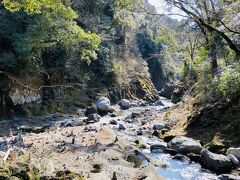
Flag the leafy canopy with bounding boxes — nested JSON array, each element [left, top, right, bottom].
[[2, 0, 101, 64]]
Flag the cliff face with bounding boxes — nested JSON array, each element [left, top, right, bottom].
[[0, 0, 177, 118]]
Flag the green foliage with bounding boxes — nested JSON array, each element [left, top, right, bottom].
[[194, 62, 214, 102], [194, 47, 209, 65], [214, 66, 240, 100], [114, 0, 139, 10], [156, 28, 177, 50], [2, 0, 76, 15]]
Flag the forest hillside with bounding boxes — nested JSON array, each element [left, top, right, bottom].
[[0, 0, 239, 179]]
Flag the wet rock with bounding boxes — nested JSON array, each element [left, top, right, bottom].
[[188, 153, 201, 163], [119, 99, 130, 109], [88, 114, 101, 123], [173, 154, 190, 162], [130, 102, 138, 107], [132, 112, 141, 118], [153, 100, 164, 106], [152, 130, 161, 137], [109, 119, 117, 125], [85, 105, 97, 116], [57, 118, 84, 127], [227, 154, 240, 166], [150, 141, 168, 153], [160, 128, 169, 135], [227, 148, 240, 160], [126, 119, 133, 123], [168, 136, 202, 154], [201, 149, 232, 173], [141, 120, 147, 125], [140, 102, 149, 107], [153, 123, 165, 131], [118, 124, 126, 131], [110, 113, 117, 117], [163, 135, 176, 142], [96, 97, 114, 112], [218, 174, 240, 180], [137, 130, 144, 136]]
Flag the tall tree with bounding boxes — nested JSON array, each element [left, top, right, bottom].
[[165, 0, 240, 62]]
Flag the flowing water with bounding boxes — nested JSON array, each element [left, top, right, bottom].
[[0, 98, 219, 179], [100, 99, 218, 180]]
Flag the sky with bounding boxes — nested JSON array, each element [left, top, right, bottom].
[[147, 0, 185, 21]]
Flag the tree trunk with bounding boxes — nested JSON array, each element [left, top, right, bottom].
[[210, 41, 218, 75], [41, 73, 55, 109], [0, 74, 14, 118]]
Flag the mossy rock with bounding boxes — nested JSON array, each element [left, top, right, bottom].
[[205, 134, 226, 154]]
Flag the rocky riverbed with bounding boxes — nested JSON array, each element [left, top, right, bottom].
[[0, 97, 240, 180]]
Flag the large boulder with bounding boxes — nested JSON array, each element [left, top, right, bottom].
[[159, 82, 175, 99], [227, 148, 240, 160], [96, 97, 113, 112], [171, 81, 184, 103], [201, 149, 232, 173], [119, 99, 130, 109], [153, 123, 166, 131], [168, 136, 202, 154], [85, 105, 98, 116], [218, 174, 240, 180]]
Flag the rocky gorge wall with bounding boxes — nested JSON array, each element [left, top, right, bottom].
[[0, 0, 174, 118]]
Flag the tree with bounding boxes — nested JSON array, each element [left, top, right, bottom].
[[0, 0, 101, 113], [164, 0, 240, 58]]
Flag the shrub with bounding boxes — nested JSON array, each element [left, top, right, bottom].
[[214, 66, 240, 100]]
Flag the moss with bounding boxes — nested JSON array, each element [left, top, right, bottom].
[[56, 170, 84, 179], [205, 134, 226, 153]]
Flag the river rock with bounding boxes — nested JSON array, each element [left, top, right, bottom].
[[153, 123, 166, 131], [150, 141, 168, 153], [96, 97, 113, 112], [227, 154, 240, 166], [153, 100, 164, 106], [109, 119, 117, 125], [88, 114, 101, 123], [201, 149, 232, 173], [132, 112, 141, 118], [173, 154, 190, 162], [137, 130, 144, 136], [85, 105, 97, 116], [57, 118, 84, 127], [218, 174, 240, 180], [168, 136, 202, 154], [118, 124, 126, 131], [188, 153, 201, 163], [141, 120, 147, 125], [119, 99, 130, 109], [140, 101, 149, 107], [227, 147, 240, 160]]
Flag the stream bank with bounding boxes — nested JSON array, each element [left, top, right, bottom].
[[0, 97, 239, 179]]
